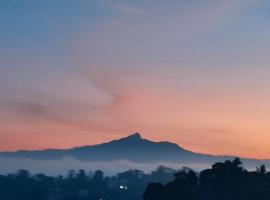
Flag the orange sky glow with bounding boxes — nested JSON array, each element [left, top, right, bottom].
[[1, 0, 270, 159]]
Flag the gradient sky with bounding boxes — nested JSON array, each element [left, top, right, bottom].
[[1, 0, 270, 159]]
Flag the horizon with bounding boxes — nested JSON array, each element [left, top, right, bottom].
[[2, 0, 270, 159], [0, 132, 267, 161]]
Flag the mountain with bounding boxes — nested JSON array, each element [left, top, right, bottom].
[[0, 132, 267, 169]]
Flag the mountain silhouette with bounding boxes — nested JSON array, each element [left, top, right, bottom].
[[0, 133, 267, 168]]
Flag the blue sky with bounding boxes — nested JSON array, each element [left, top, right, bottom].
[[1, 0, 270, 158]]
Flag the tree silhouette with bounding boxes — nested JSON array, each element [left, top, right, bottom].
[[1, 160, 270, 200], [144, 158, 270, 200], [143, 183, 165, 200]]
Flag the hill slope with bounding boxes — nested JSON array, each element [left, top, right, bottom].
[[0, 133, 267, 168]]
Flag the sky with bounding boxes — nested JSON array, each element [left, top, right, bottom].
[[1, 0, 270, 159]]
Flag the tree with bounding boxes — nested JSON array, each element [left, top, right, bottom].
[[143, 183, 165, 200], [256, 165, 266, 174]]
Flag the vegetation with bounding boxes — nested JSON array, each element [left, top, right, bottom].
[[1, 158, 270, 200], [144, 158, 270, 200], [0, 166, 175, 200]]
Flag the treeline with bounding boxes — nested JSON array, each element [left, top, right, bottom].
[[144, 158, 270, 200], [1, 158, 269, 200], [0, 166, 175, 200]]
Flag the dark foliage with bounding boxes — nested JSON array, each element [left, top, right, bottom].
[[1, 158, 269, 200], [0, 166, 174, 200], [144, 158, 270, 200]]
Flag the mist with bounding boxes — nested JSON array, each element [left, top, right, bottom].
[[0, 156, 211, 176]]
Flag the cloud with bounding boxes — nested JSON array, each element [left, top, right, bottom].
[[0, 156, 263, 176], [0, 156, 211, 176], [103, 1, 146, 16], [1, 0, 270, 159]]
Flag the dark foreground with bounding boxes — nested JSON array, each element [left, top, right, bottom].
[[0, 158, 269, 200]]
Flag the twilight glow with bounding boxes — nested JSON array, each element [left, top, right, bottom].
[[1, 0, 270, 159]]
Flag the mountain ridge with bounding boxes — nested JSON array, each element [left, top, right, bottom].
[[0, 133, 268, 169]]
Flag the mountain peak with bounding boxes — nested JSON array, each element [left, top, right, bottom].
[[123, 132, 142, 140], [113, 132, 143, 143], [108, 132, 143, 145]]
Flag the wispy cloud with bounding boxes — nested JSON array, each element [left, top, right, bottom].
[[1, 0, 270, 158], [104, 1, 146, 16], [0, 156, 211, 176]]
